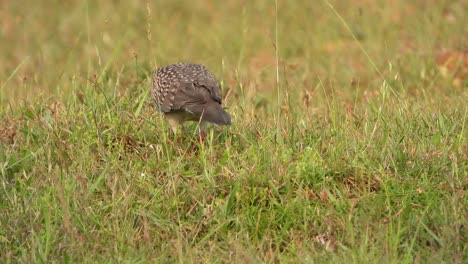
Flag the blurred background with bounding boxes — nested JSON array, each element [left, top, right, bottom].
[[0, 0, 466, 108]]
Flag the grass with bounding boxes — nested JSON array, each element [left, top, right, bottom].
[[1, 0, 467, 263]]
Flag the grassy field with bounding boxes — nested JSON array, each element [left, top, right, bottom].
[[1, 0, 467, 263]]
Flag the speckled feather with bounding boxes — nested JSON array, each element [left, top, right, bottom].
[[151, 63, 231, 126]]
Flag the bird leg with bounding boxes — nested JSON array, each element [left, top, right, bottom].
[[198, 131, 206, 144], [198, 121, 208, 144], [165, 114, 183, 143]]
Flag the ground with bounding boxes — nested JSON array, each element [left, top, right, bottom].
[[0, 0, 467, 263]]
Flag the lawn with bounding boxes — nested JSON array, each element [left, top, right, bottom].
[[0, 0, 466, 263]]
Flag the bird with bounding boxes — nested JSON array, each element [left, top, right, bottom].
[[151, 63, 231, 140]]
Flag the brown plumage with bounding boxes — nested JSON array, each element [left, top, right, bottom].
[[151, 63, 231, 137]]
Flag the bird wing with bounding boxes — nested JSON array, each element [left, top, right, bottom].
[[194, 76, 223, 104], [170, 82, 210, 111], [171, 77, 222, 110], [172, 81, 231, 125]]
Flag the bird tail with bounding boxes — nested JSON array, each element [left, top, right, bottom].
[[186, 103, 232, 125]]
